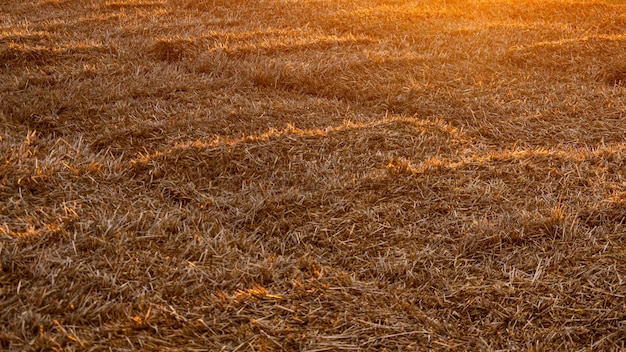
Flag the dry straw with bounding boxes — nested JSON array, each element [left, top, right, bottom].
[[1, 0, 626, 350]]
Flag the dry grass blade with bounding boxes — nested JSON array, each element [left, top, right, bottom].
[[1, 0, 626, 350]]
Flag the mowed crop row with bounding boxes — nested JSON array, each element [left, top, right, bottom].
[[1, 0, 626, 350]]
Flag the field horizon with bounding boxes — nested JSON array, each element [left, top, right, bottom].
[[2, 0, 626, 350]]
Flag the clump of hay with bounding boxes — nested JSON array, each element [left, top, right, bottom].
[[148, 38, 196, 62], [603, 67, 626, 87]]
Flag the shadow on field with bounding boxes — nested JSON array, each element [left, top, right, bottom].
[[504, 34, 626, 74], [0, 43, 115, 69], [130, 116, 462, 195]]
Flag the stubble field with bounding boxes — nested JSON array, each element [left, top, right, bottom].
[[1, 0, 626, 350]]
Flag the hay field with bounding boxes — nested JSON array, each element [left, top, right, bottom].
[[1, 0, 626, 350]]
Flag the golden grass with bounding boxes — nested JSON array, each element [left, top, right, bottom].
[[1, 0, 626, 350]]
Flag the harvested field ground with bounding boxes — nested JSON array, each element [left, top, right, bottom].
[[1, 0, 626, 350]]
